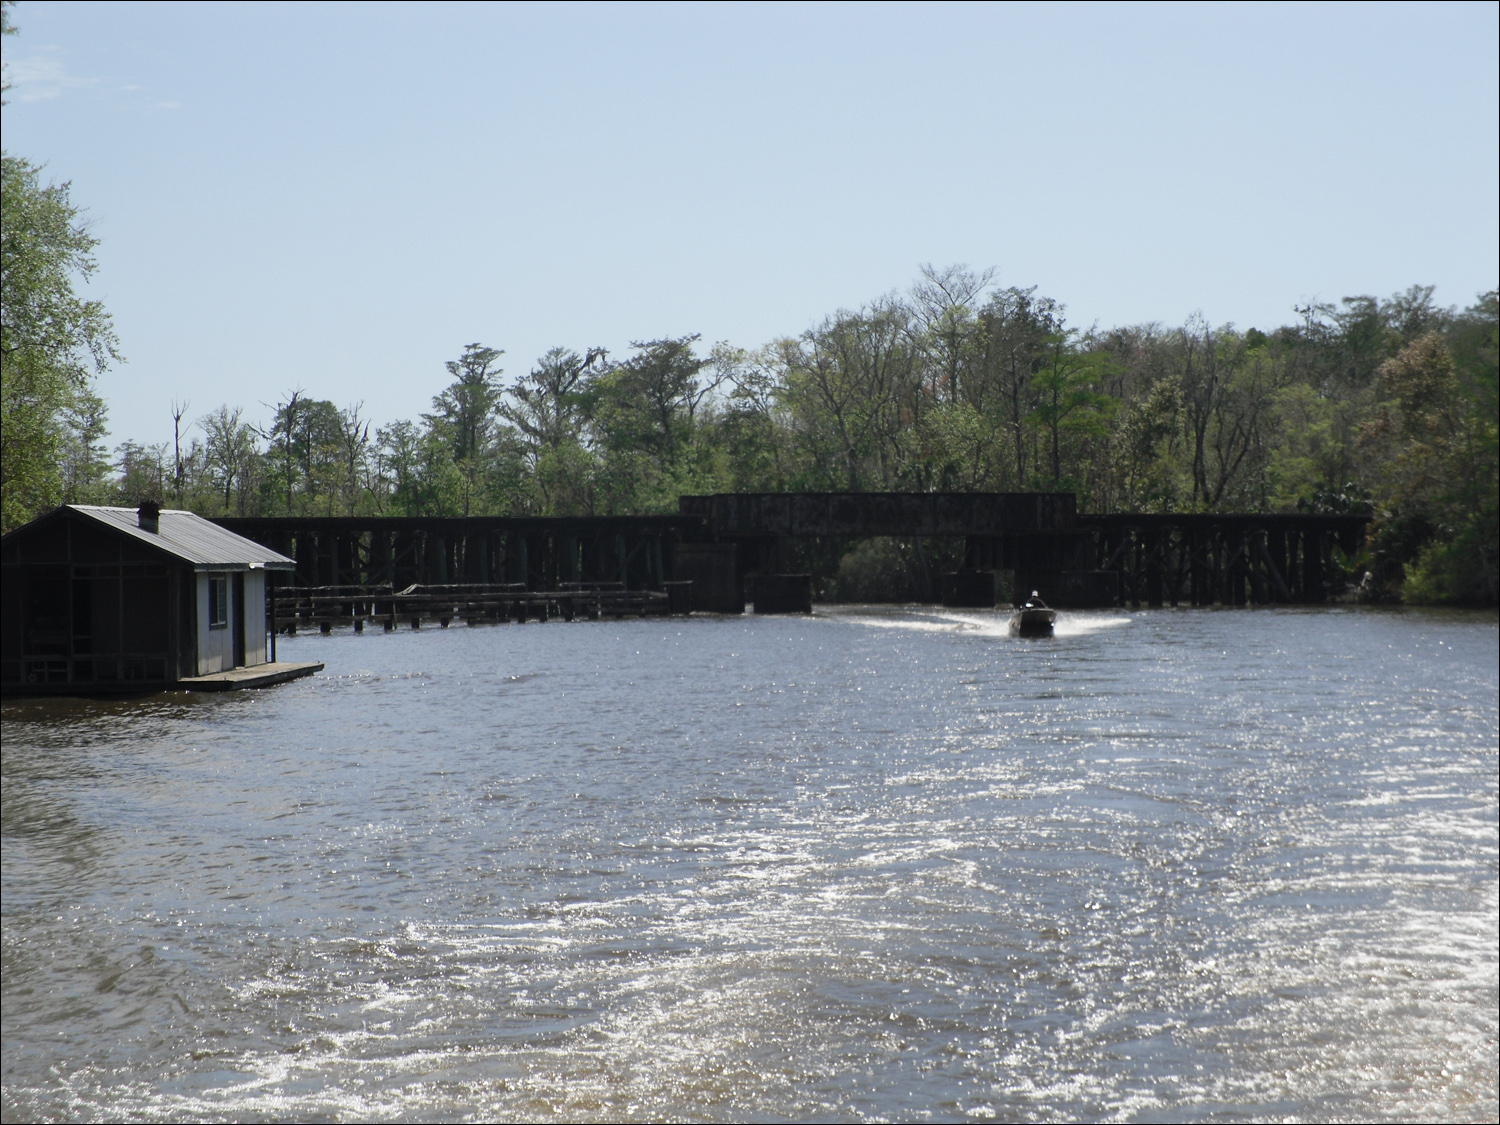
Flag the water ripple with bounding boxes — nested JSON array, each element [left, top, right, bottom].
[[3, 606, 1496, 1122]]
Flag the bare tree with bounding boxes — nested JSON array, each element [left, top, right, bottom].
[[784, 302, 917, 490], [909, 262, 994, 404], [170, 399, 190, 507], [264, 389, 304, 514], [335, 402, 371, 515]]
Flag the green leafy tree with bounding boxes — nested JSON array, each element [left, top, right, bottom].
[[1, 153, 123, 529], [58, 385, 111, 503], [589, 335, 725, 511], [428, 344, 505, 462], [375, 419, 427, 515], [721, 343, 793, 491], [973, 287, 1062, 486], [113, 440, 168, 506], [264, 394, 344, 514], [502, 346, 604, 453], [1107, 369, 1185, 512], [501, 346, 605, 514], [199, 404, 261, 515], [1030, 333, 1119, 486], [1364, 329, 1498, 603], [781, 304, 917, 490], [425, 343, 505, 515], [593, 336, 713, 460]]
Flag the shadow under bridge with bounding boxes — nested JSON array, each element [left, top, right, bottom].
[[676, 492, 1089, 612], [674, 493, 1372, 613]]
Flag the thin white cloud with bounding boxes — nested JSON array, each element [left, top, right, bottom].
[[1, 48, 99, 101]]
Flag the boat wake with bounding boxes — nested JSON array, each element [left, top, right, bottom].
[[819, 605, 1133, 639]]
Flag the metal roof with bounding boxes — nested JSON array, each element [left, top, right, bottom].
[[69, 506, 296, 570]]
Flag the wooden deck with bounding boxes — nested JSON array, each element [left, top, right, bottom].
[[272, 581, 689, 633], [177, 661, 323, 691]]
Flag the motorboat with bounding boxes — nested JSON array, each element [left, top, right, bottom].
[[1009, 590, 1056, 638]]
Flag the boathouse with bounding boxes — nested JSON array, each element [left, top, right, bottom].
[[1, 503, 296, 691]]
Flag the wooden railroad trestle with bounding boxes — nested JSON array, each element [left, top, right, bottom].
[[214, 515, 696, 593], [1077, 513, 1368, 606], [215, 502, 1371, 619]]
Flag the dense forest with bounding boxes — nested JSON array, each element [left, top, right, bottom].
[[3, 50, 1496, 605]]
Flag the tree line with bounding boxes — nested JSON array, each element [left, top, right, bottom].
[[14, 265, 1495, 605], [3, 4, 1495, 607]]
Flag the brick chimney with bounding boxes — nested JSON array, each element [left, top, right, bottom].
[[138, 500, 161, 533]]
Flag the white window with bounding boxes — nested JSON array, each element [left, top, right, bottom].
[[209, 574, 229, 629]]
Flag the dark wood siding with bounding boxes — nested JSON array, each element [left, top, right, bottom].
[[2, 512, 188, 686]]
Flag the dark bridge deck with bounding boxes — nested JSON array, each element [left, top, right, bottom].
[[678, 492, 1080, 536]]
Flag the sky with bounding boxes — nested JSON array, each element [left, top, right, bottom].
[[3, 0, 1497, 449]]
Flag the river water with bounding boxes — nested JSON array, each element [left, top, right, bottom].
[[2, 606, 1496, 1122]]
